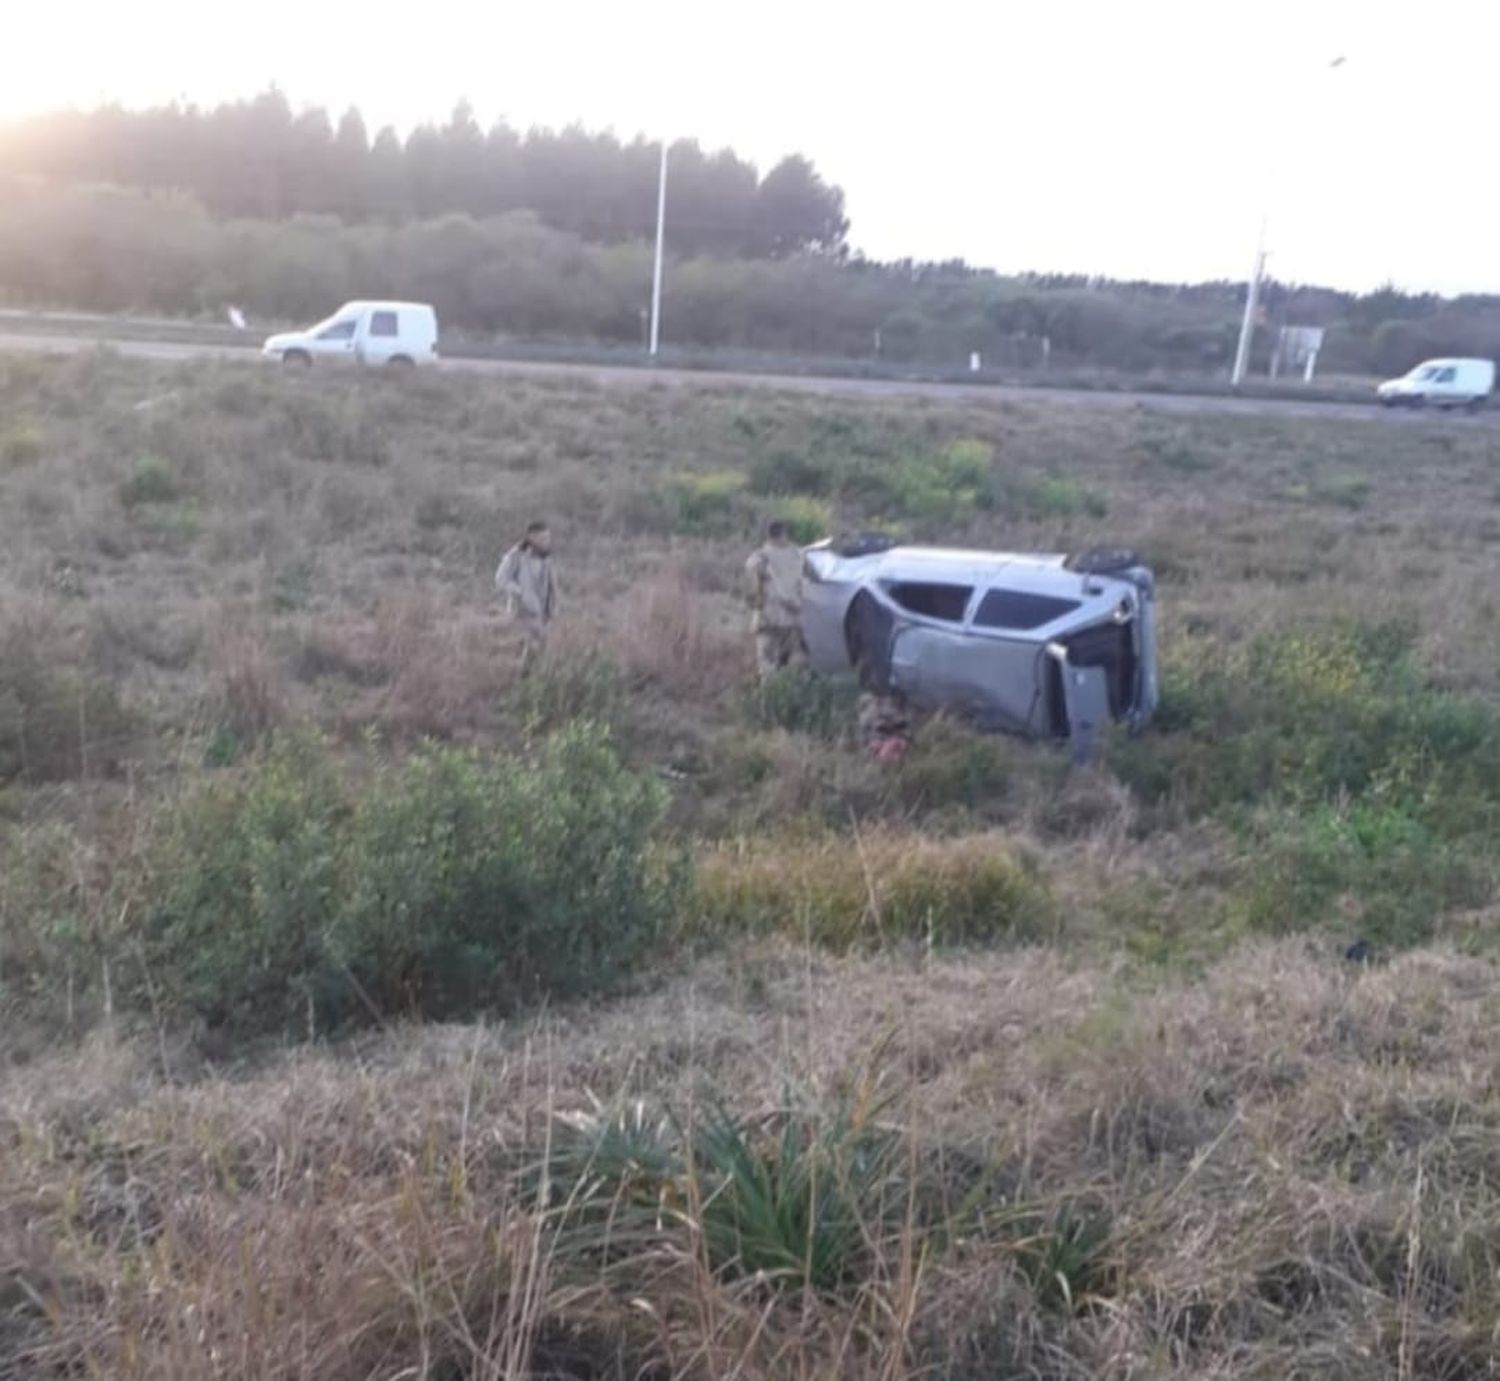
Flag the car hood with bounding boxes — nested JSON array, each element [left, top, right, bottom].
[[262, 331, 302, 352]]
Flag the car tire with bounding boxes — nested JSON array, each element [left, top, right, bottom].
[[282, 350, 312, 369], [387, 355, 415, 370], [1065, 546, 1142, 575]]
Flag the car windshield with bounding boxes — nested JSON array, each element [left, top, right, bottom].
[[1412, 365, 1443, 381]]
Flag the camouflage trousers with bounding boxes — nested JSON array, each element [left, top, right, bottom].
[[754, 623, 807, 680], [515, 615, 549, 674]]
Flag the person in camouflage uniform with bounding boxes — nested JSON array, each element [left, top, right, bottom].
[[494, 519, 558, 674], [743, 520, 807, 680]]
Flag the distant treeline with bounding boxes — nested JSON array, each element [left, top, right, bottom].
[[0, 93, 848, 258], [3, 108, 1500, 374]]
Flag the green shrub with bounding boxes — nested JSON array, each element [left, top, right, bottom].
[[1236, 802, 1489, 946], [1109, 620, 1500, 946], [741, 668, 859, 741], [514, 649, 628, 737], [771, 494, 833, 544], [838, 439, 993, 528], [1310, 473, 1372, 509], [133, 723, 675, 1034], [658, 469, 755, 535], [986, 471, 1109, 521], [687, 829, 1051, 951], [894, 716, 1018, 816], [747, 448, 830, 497], [119, 455, 181, 508]]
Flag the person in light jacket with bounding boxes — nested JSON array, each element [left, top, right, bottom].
[[744, 520, 807, 680], [495, 520, 558, 673]]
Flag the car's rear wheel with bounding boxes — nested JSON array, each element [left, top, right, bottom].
[[387, 355, 415, 371], [282, 349, 312, 369]]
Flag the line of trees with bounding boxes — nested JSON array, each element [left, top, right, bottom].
[[4, 176, 1499, 375], [0, 93, 849, 259]]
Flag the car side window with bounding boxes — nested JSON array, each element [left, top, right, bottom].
[[1435, 367, 1456, 384], [974, 588, 1082, 630], [885, 582, 973, 622], [318, 319, 357, 341], [370, 310, 399, 338]]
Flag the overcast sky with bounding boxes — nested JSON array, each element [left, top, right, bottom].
[[6, 0, 1498, 293]]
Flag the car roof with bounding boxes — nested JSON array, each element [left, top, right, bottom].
[[337, 300, 437, 314]]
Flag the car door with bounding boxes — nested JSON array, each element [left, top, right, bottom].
[[877, 579, 979, 704], [311, 314, 360, 362], [362, 308, 400, 365], [1430, 365, 1458, 403]]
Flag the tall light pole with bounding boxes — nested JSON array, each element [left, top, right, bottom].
[[1230, 220, 1267, 388], [649, 139, 668, 358], [1230, 55, 1347, 388]]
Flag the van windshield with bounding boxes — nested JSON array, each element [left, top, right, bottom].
[[1412, 365, 1443, 381]]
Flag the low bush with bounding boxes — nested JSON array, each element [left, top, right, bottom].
[[118, 454, 181, 508], [0, 622, 134, 783], [893, 715, 1020, 818], [1114, 622, 1500, 824], [514, 648, 629, 738], [1236, 801, 1490, 947], [656, 468, 756, 535], [132, 722, 675, 1034], [686, 829, 1051, 951], [1110, 620, 1500, 944], [740, 668, 860, 741]]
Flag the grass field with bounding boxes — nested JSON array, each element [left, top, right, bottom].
[[3, 348, 1500, 1377]]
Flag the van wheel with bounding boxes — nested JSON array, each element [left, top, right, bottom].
[[282, 350, 312, 369], [387, 355, 415, 370], [1466, 398, 1484, 416]]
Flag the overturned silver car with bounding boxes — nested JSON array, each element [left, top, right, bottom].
[[801, 536, 1159, 751]]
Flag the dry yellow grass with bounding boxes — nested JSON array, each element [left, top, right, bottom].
[[5, 941, 1500, 1378]]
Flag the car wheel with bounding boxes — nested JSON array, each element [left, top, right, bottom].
[[1065, 546, 1142, 575], [282, 350, 312, 369], [1465, 398, 1484, 416], [386, 355, 415, 370]]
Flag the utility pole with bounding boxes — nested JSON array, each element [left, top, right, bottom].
[[1231, 56, 1347, 388], [649, 139, 668, 358], [1231, 225, 1267, 388]]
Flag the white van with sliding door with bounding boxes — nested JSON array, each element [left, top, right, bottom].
[[1377, 357, 1494, 410], [262, 301, 439, 369]]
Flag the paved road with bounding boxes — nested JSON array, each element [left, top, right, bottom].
[[0, 327, 1481, 425]]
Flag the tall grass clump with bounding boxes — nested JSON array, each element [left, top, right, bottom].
[[687, 829, 1051, 951], [740, 667, 860, 741], [544, 1085, 910, 1297], [131, 722, 676, 1034], [0, 619, 134, 783]]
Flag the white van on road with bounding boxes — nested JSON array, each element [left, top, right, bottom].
[[1377, 357, 1494, 410], [261, 301, 439, 369]]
